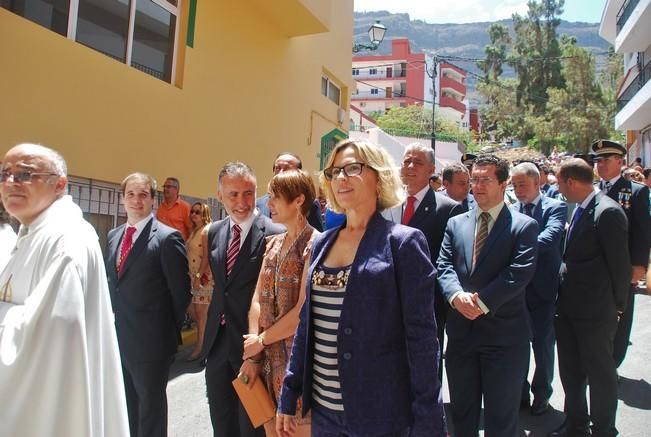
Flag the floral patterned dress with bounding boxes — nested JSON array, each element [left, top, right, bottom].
[[257, 225, 317, 422], [187, 224, 213, 304]]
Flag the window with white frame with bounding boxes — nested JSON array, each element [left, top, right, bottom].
[[369, 68, 377, 75], [371, 88, 378, 95], [352, 68, 360, 76], [2, 0, 181, 83], [321, 76, 341, 106]]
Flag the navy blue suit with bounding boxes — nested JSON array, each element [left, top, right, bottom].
[[279, 213, 447, 436], [107, 218, 191, 437], [511, 197, 567, 403], [437, 205, 538, 437]]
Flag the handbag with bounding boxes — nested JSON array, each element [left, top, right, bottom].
[[231, 375, 276, 428]]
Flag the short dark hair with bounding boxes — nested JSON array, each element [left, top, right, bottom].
[[442, 163, 469, 183], [558, 158, 594, 184], [274, 152, 302, 170], [644, 167, 651, 178], [473, 154, 510, 183], [429, 174, 440, 182]]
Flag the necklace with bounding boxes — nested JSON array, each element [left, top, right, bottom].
[[272, 223, 310, 318]]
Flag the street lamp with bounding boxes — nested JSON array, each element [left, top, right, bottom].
[[352, 20, 387, 53]]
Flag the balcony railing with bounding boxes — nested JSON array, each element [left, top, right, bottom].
[[440, 76, 466, 96], [616, 0, 640, 34], [440, 95, 466, 113], [353, 70, 407, 80], [617, 60, 651, 111], [352, 89, 407, 99]]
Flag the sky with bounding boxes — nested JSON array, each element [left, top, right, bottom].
[[353, 0, 607, 24]]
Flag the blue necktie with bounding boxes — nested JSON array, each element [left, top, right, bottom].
[[567, 206, 584, 240]]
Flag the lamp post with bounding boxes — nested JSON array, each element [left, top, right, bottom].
[[352, 20, 387, 53]]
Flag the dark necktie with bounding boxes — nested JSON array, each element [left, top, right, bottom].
[[402, 196, 417, 225], [473, 212, 490, 269], [567, 206, 584, 242], [118, 226, 136, 274], [226, 224, 241, 276], [602, 180, 612, 193], [522, 203, 534, 217]]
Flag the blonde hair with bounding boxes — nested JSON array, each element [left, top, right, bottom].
[[320, 139, 404, 214]]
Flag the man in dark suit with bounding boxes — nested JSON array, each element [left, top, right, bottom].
[[106, 172, 191, 437], [437, 154, 538, 437], [510, 162, 567, 416], [383, 143, 462, 379], [441, 162, 476, 212], [551, 158, 630, 437], [255, 152, 323, 231], [200, 162, 283, 437], [592, 139, 651, 368]]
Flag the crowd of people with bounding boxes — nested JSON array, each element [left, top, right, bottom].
[[0, 139, 649, 437]]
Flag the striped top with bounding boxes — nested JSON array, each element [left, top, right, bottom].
[[310, 264, 351, 412]]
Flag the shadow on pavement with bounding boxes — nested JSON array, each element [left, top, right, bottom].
[[169, 348, 206, 380], [444, 402, 566, 436], [618, 376, 651, 410]]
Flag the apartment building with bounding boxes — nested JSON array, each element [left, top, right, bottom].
[[351, 38, 469, 130], [600, 0, 651, 165]]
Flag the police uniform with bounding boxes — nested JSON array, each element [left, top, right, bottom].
[[592, 139, 651, 368]]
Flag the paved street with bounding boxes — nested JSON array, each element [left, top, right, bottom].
[[168, 291, 651, 436]]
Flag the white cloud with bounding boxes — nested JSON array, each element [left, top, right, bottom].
[[354, 0, 529, 23]]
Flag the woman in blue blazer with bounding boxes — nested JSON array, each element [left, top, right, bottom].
[[276, 139, 447, 437]]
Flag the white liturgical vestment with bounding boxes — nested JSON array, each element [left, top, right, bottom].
[[0, 195, 129, 436]]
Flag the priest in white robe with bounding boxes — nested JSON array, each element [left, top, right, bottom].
[[0, 143, 129, 437]]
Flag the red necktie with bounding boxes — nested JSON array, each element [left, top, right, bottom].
[[402, 196, 417, 225], [226, 224, 241, 276], [118, 226, 136, 274]]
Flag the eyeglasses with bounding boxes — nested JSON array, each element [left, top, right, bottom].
[[470, 177, 497, 185], [324, 162, 366, 181], [0, 170, 58, 184], [190, 210, 202, 215], [162, 184, 178, 189]]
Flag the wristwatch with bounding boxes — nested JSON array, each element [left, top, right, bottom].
[[258, 332, 266, 346]]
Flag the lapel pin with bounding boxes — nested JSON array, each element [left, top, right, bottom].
[[424, 207, 429, 212]]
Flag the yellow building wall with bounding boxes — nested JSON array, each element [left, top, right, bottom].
[[0, 0, 353, 198]]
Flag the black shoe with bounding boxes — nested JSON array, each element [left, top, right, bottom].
[[548, 421, 591, 436], [531, 398, 550, 416]]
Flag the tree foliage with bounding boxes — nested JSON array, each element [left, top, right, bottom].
[[375, 105, 475, 146], [476, 0, 622, 155]]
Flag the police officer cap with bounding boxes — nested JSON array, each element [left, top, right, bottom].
[[573, 153, 594, 166], [590, 139, 625, 158], [461, 153, 477, 166]]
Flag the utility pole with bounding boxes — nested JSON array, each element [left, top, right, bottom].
[[430, 55, 438, 153]]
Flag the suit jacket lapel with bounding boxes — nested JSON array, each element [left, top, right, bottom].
[[107, 225, 124, 281], [462, 211, 475, 273], [565, 195, 596, 254], [212, 221, 230, 288], [118, 218, 155, 280], [409, 189, 436, 227]]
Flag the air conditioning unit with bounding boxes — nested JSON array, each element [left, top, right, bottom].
[[337, 108, 346, 124]]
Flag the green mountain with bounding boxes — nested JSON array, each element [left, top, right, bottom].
[[354, 11, 611, 104]]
